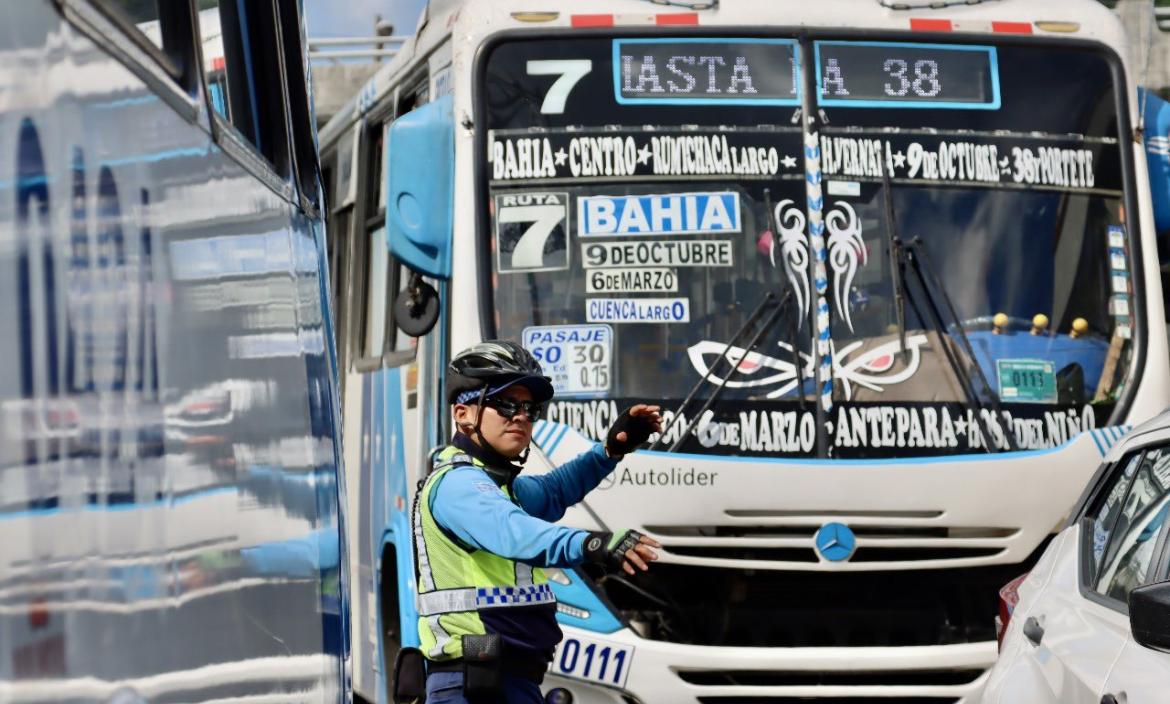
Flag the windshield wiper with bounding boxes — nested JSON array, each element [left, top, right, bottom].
[[881, 166, 908, 359], [651, 289, 795, 453], [894, 236, 1020, 453]]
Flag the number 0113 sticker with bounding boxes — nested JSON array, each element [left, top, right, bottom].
[[522, 324, 612, 396], [495, 192, 569, 273]]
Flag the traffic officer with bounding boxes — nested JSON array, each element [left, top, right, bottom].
[[414, 340, 662, 703]]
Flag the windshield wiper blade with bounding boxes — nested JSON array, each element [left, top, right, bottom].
[[897, 237, 1020, 453], [881, 166, 908, 359], [650, 291, 775, 452], [651, 289, 794, 453]]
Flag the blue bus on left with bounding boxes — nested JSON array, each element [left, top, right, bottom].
[[0, 1, 348, 703]]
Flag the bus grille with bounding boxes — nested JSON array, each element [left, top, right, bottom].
[[645, 520, 1018, 568], [595, 541, 1047, 648]]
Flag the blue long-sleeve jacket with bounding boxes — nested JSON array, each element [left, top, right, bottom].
[[429, 440, 618, 567]]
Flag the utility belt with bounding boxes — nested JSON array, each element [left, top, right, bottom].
[[427, 637, 550, 685]]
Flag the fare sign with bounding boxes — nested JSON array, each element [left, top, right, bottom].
[[614, 38, 799, 105]]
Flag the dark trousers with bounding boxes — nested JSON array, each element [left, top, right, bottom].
[[425, 670, 544, 704]]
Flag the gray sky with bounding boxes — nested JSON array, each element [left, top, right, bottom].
[[304, 0, 427, 37]]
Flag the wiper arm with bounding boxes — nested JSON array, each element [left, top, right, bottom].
[[881, 165, 908, 359], [896, 237, 1020, 453], [652, 289, 795, 453]]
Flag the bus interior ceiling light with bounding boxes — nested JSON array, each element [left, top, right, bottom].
[[1034, 21, 1081, 33], [510, 12, 559, 23]]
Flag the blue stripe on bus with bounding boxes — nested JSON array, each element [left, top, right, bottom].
[[546, 424, 571, 455], [1090, 430, 1107, 456], [536, 421, 554, 445], [537, 420, 558, 447]]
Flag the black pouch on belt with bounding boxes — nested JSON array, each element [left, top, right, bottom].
[[461, 633, 503, 697], [391, 647, 426, 703]]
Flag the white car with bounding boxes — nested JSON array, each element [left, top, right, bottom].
[[980, 412, 1170, 704]]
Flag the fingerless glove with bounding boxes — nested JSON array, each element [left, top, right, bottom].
[[582, 529, 644, 572], [605, 408, 656, 457]]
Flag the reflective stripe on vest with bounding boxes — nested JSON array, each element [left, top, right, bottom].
[[413, 455, 464, 657], [417, 583, 555, 616]]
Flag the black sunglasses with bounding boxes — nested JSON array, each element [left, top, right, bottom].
[[484, 396, 545, 421]]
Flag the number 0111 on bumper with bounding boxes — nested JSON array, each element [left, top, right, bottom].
[[551, 634, 635, 688]]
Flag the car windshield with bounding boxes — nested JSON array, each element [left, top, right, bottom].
[[480, 35, 1134, 459]]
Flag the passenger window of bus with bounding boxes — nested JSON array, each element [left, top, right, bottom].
[[102, 0, 164, 49], [1092, 448, 1170, 604], [197, 3, 229, 118], [95, 0, 195, 85], [356, 117, 404, 367], [330, 208, 354, 364], [366, 124, 385, 215], [336, 128, 358, 209], [364, 228, 390, 360], [196, 1, 290, 174], [275, 0, 321, 208]]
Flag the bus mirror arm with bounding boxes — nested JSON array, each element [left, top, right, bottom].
[[393, 271, 440, 337]]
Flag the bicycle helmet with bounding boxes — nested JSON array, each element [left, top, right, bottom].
[[446, 340, 554, 405]]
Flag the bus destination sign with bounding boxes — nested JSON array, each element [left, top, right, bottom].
[[614, 38, 799, 105], [816, 41, 1000, 109]]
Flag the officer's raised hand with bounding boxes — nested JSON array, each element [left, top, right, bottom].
[[583, 529, 662, 575], [605, 404, 664, 458]]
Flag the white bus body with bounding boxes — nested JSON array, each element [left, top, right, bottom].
[[319, 1, 1169, 702]]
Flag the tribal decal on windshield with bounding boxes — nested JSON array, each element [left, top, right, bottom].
[[687, 334, 928, 400], [825, 201, 867, 332], [767, 199, 868, 332], [770, 199, 810, 325], [772, 198, 865, 329]]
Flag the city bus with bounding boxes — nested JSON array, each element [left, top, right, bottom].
[[318, 0, 1170, 701], [0, 1, 348, 702]]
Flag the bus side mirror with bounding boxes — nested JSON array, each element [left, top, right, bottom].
[[1141, 88, 1170, 264], [386, 93, 454, 280], [1129, 579, 1170, 652]]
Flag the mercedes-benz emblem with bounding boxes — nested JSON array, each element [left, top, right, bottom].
[[813, 522, 857, 562]]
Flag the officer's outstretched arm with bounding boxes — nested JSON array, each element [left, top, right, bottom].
[[513, 444, 615, 522], [513, 405, 663, 521], [431, 466, 588, 567]]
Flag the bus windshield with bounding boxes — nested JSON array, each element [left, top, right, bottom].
[[480, 35, 1134, 459]]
